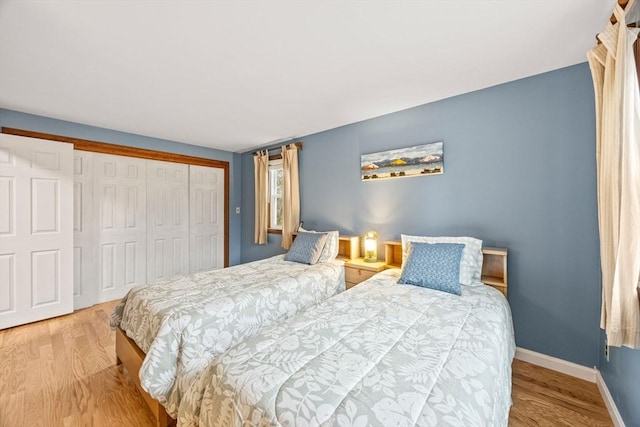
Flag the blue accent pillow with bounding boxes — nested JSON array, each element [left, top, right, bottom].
[[398, 242, 465, 295], [285, 231, 329, 265]]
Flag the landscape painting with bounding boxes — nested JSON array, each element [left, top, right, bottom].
[[361, 141, 444, 181]]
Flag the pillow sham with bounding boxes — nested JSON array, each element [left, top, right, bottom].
[[285, 231, 328, 265], [401, 234, 483, 285], [398, 242, 465, 295], [298, 227, 339, 262]]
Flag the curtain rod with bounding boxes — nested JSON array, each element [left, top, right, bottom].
[[253, 141, 303, 156], [597, 0, 638, 43], [609, 0, 637, 26]]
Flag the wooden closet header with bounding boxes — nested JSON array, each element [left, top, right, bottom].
[[1, 127, 229, 169]]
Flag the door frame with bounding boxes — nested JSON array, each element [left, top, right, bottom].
[[1, 127, 230, 268]]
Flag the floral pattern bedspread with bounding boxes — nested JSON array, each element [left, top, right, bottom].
[[177, 269, 515, 427], [110, 255, 345, 418]]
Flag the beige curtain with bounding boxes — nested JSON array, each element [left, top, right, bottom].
[[587, 1, 640, 348], [281, 144, 300, 249], [254, 150, 269, 245]]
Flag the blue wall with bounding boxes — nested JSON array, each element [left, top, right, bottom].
[[0, 108, 242, 265], [241, 63, 602, 367], [241, 62, 640, 424]]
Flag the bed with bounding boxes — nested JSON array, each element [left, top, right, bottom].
[[177, 237, 515, 427], [111, 231, 346, 426]]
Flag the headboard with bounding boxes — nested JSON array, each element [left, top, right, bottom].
[[292, 232, 361, 261], [383, 241, 508, 297]]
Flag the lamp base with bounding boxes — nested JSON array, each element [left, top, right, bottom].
[[363, 257, 377, 263]]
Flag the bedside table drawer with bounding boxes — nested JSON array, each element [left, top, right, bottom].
[[345, 267, 378, 284], [346, 281, 359, 290]]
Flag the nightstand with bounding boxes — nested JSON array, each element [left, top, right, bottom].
[[344, 258, 387, 289]]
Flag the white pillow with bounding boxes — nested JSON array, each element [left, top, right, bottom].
[[401, 234, 483, 285], [298, 227, 339, 262]]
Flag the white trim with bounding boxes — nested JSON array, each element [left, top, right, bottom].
[[514, 347, 596, 382], [514, 347, 625, 426], [596, 371, 626, 427]]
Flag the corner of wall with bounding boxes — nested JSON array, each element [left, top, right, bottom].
[[515, 347, 596, 382], [596, 370, 627, 427], [515, 346, 628, 426]]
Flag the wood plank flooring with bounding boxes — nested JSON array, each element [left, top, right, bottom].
[[510, 360, 612, 426], [0, 301, 613, 427]]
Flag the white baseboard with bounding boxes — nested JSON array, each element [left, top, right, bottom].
[[515, 347, 596, 382], [515, 347, 625, 426], [596, 371, 626, 427]]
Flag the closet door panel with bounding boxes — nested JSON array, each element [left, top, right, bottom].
[[147, 160, 189, 281], [189, 165, 224, 273], [68, 148, 227, 308], [0, 134, 73, 329], [73, 151, 96, 309], [94, 153, 146, 303], [0, 253, 15, 313]]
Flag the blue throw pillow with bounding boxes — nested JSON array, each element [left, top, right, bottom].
[[398, 242, 465, 295], [285, 231, 329, 265]]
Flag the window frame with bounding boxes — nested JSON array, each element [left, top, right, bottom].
[[267, 158, 283, 234]]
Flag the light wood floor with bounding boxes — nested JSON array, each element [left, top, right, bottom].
[[0, 301, 613, 427]]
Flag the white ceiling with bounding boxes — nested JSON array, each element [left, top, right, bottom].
[[0, 0, 615, 153]]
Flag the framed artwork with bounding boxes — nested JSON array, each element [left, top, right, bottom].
[[361, 141, 444, 181]]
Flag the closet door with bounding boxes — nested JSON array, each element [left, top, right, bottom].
[[0, 134, 73, 329], [73, 151, 96, 309], [94, 153, 147, 303], [146, 160, 189, 281], [189, 165, 225, 273]]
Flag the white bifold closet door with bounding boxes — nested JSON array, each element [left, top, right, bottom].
[[94, 153, 147, 303], [72, 154, 225, 308], [0, 137, 226, 325], [189, 165, 225, 273], [0, 134, 74, 329], [147, 160, 189, 281]]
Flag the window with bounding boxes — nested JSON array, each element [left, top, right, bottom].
[[268, 159, 283, 232]]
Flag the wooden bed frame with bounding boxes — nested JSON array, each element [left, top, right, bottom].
[[116, 327, 175, 427]]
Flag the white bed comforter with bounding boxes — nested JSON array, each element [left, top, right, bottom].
[[178, 269, 515, 427], [110, 255, 344, 418]]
